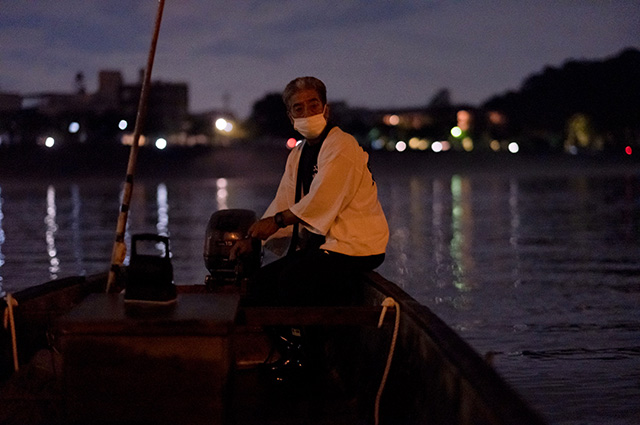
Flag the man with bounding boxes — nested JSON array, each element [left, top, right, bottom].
[[232, 76, 389, 382], [233, 76, 389, 307]]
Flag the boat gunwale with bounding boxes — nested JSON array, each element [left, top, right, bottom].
[[362, 270, 547, 425]]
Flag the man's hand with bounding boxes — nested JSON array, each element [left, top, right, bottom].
[[248, 216, 280, 240], [229, 238, 254, 261]]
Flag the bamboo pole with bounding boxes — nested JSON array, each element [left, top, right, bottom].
[[106, 0, 166, 293]]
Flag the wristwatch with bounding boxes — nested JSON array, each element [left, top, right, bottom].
[[274, 212, 286, 228]]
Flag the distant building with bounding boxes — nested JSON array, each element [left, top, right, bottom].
[[94, 70, 124, 111], [115, 70, 189, 137], [360, 105, 458, 150], [0, 93, 23, 146], [0, 93, 22, 112], [22, 92, 92, 115], [12, 70, 189, 147]]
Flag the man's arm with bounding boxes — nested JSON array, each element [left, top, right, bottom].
[[249, 209, 301, 240], [229, 210, 302, 260]]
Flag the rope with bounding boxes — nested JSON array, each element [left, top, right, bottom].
[[2, 293, 19, 372], [374, 297, 400, 425]]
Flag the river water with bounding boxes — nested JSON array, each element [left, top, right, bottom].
[[1, 150, 639, 424]]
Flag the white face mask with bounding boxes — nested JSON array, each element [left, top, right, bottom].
[[293, 106, 327, 139]]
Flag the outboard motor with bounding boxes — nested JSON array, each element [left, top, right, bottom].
[[124, 233, 177, 304], [204, 209, 261, 289]]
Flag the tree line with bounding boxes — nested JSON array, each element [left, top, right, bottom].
[[245, 48, 640, 153]]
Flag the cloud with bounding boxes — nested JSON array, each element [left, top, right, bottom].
[[1, 0, 638, 117]]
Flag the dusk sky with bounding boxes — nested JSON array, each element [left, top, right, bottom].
[[2, 1, 639, 118]]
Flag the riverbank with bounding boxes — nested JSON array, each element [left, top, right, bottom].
[[0, 144, 289, 181], [2, 144, 640, 181]]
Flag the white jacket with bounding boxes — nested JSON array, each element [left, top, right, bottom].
[[264, 127, 389, 257]]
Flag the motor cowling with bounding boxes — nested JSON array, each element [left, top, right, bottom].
[[204, 209, 261, 287]]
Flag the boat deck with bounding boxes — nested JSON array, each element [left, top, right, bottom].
[[231, 361, 362, 424], [0, 349, 64, 424], [1, 331, 367, 425]]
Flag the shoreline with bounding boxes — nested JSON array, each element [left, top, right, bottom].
[[2, 144, 640, 182]]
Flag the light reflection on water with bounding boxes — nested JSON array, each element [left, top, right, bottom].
[[0, 188, 4, 288], [45, 186, 60, 278], [1, 163, 640, 424]]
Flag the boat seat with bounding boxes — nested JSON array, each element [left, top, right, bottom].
[[239, 305, 394, 327]]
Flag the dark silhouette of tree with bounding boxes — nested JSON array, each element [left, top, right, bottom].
[[428, 88, 451, 108], [245, 93, 293, 139], [75, 72, 87, 95], [483, 48, 640, 151]]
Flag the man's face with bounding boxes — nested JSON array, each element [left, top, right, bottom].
[[287, 89, 327, 121]]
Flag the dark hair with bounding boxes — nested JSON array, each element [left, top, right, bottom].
[[282, 77, 327, 109]]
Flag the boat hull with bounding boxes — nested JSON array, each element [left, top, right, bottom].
[[1, 272, 546, 424]]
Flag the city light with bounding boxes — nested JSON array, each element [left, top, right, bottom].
[[68, 122, 80, 133], [383, 115, 400, 126], [450, 126, 462, 138], [508, 142, 519, 153], [118, 120, 128, 130], [432, 141, 443, 153], [286, 138, 298, 149], [215, 118, 233, 133], [45, 137, 55, 148], [462, 137, 474, 152], [121, 134, 147, 146], [371, 139, 385, 150], [488, 111, 506, 125], [457, 110, 471, 131], [625, 146, 632, 155], [395, 141, 407, 152], [155, 138, 167, 150], [408, 137, 429, 151]]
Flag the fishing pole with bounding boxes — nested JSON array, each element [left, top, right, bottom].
[[106, 0, 166, 293]]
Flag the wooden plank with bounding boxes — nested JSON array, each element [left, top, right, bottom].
[[239, 305, 393, 326], [56, 294, 240, 336]]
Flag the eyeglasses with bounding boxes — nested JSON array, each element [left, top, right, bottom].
[[289, 99, 324, 119]]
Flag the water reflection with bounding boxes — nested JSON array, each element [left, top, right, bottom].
[[71, 185, 84, 274], [409, 177, 426, 254], [431, 178, 447, 287], [450, 175, 476, 292], [45, 186, 60, 279], [0, 187, 5, 295], [509, 179, 522, 287], [216, 178, 228, 210], [157, 183, 169, 236]]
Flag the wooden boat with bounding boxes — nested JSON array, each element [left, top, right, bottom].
[[0, 4, 546, 421], [1, 269, 547, 424]]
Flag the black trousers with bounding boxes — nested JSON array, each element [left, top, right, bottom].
[[247, 248, 385, 307]]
